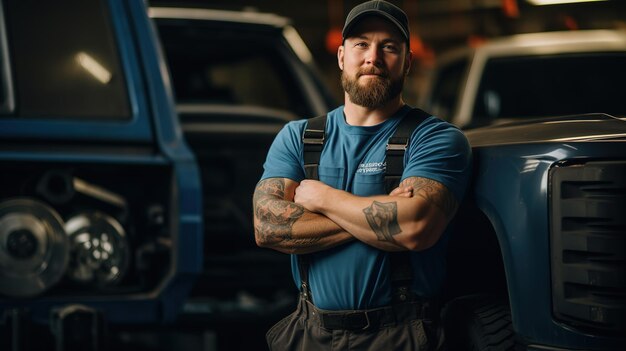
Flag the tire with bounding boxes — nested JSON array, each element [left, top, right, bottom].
[[442, 295, 516, 351]]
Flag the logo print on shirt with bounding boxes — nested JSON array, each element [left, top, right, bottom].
[[356, 162, 386, 174]]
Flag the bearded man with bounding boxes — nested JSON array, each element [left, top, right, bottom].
[[253, 1, 472, 350]]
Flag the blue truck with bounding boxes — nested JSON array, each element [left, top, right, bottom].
[[422, 30, 626, 350], [0, 0, 202, 348], [443, 115, 626, 350]]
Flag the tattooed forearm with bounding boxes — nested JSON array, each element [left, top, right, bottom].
[[400, 177, 457, 218], [362, 201, 402, 242], [254, 177, 286, 199], [254, 179, 304, 243]]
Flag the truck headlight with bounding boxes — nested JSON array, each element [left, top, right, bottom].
[[65, 211, 129, 286], [0, 198, 69, 297]]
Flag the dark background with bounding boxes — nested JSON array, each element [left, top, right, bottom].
[[149, 0, 626, 104]]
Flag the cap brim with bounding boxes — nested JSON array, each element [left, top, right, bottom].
[[342, 10, 409, 41]]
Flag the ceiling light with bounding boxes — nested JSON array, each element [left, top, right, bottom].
[[76, 52, 112, 84]]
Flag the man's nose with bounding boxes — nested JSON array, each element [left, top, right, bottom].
[[365, 46, 383, 66]]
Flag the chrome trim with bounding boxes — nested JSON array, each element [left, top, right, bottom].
[[465, 114, 626, 147], [148, 7, 289, 28], [0, 0, 15, 114]]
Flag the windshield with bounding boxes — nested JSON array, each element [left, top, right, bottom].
[[2, 0, 131, 120], [472, 53, 626, 125]]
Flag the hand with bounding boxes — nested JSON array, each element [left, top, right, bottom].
[[294, 179, 331, 213], [389, 186, 413, 198]]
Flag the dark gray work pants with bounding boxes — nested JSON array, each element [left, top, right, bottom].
[[266, 296, 440, 351]]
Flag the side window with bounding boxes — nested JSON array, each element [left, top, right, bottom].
[[156, 21, 309, 117], [429, 58, 468, 122], [475, 53, 626, 121], [2, 0, 131, 119]]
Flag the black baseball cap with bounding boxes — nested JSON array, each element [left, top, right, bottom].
[[342, 0, 409, 43]]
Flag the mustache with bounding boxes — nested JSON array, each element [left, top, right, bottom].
[[357, 68, 389, 78]]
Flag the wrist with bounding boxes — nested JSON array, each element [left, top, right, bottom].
[[316, 184, 334, 214]]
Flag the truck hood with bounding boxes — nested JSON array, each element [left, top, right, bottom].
[[465, 114, 626, 147]]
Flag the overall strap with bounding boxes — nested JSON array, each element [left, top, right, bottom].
[[302, 114, 327, 181], [384, 108, 431, 194], [390, 250, 414, 303], [386, 108, 430, 303], [299, 114, 327, 300]]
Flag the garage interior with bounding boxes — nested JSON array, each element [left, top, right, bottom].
[[152, 0, 626, 103], [1, 0, 624, 350]]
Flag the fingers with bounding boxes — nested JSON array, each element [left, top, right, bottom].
[[389, 186, 404, 196], [389, 186, 413, 197]]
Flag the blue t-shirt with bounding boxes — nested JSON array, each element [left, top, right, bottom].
[[261, 105, 472, 310]]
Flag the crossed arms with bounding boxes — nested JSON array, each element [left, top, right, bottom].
[[253, 176, 458, 254]]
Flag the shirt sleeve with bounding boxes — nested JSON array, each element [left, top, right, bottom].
[[402, 117, 472, 202], [260, 119, 307, 182]]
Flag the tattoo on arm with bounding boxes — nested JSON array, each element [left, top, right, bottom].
[[362, 201, 402, 242], [400, 177, 458, 217], [254, 178, 320, 246], [254, 178, 304, 237]]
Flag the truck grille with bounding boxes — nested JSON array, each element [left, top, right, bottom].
[[550, 160, 626, 335]]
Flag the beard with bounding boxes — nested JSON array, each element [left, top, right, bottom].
[[341, 67, 404, 108]]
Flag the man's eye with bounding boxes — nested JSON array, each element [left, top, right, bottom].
[[383, 45, 398, 52], [355, 42, 368, 48]]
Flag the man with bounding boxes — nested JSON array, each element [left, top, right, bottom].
[[253, 1, 472, 349]]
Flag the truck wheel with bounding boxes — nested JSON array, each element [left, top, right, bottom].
[[442, 295, 516, 351]]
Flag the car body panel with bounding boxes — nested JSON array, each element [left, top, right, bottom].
[[468, 116, 626, 349]]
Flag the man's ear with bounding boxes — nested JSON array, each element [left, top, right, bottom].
[[405, 50, 413, 76], [337, 45, 344, 71]]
